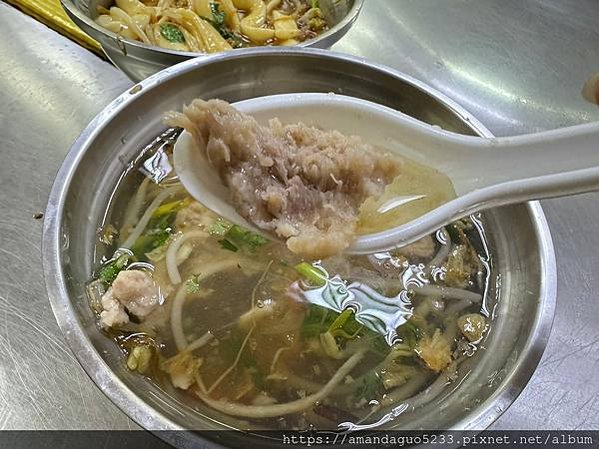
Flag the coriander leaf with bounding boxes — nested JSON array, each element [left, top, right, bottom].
[[248, 365, 266, 390], [186, 274, 202, 294], [217, 225, 266, 253], [354, 371, 384, 401], [397, 320, 424, 349], [160, 23, 185, 43], [227, 225, 267, 249]]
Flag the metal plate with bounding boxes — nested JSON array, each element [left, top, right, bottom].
[[42, 48, 556, 445], [61, 0, 364, 81]]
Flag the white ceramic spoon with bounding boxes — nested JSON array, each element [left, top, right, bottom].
[[174, 93, 599, 255]]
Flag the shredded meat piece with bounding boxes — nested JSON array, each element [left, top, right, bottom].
[[161, 352, 202, 390], [416, 329, 452, 372], [99, 291, 129, 328], [167, 99, 401, 258], [99, 270, 161, 328]]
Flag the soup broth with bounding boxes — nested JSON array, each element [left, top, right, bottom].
[[89, 128, 495, 430]]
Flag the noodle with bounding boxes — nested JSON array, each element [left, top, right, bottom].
[[165, 230, 209, 284], [95, 0, 327, 51], [411, 284, 482, 303], [120, 177, 150, 239], [194, 350, 365, 418], [122, 187, 178, 249]]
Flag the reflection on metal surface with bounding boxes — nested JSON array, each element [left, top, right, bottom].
[[333, 0, 599, 136], [338, 403, 409, 432], [0, 2, 135, 430], [296, 270, 413, 345]]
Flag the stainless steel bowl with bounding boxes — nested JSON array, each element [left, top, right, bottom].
[[61, 0, 363, 81], [43, 48, 556, 447]]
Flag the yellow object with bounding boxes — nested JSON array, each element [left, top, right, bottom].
[[6, 0, 102, 55]]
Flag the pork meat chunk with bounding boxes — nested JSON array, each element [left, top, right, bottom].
[[99, 270, 161, 328], [167, 99, 401, 258]]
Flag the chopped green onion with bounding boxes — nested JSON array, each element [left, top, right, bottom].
[[397, 320, 424, 349], [327, 309, 363, 339], [218, 238, 239, 252], [295, 262, 327, 287], [152, 198, 191, 219], [99, 252, 130, 285], [209, 218, 232, 236], [131, 209, 178, 260]]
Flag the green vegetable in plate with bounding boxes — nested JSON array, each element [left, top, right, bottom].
[[210, 1, 226, 25], [218, 239, 239, 252], [130, 212, 174, 260], [130, 198, 192, 261], [295, 262, 327, 287], [217, 224, 267, 253], [209, 218, 231, 237], [327, 309, 363, 339], [152, 198, 191, 219], [160, 23, 185, 43], [397, 319, 424, 349], [99, 252, 130, 285], [204, 2, 245, 48], [186, 274, 202, 294], [354, 371, 384, 401], [299, 304, 336, 339]]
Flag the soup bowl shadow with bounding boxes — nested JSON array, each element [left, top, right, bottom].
[[61, 0, 363, 81], [42, 48, 556, 448]]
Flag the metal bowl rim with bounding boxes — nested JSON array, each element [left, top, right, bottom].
[[42, 47, 557, 436], [60, 0, 364, 58]]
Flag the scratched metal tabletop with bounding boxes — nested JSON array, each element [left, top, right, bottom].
[[1, 0, 598, 431]]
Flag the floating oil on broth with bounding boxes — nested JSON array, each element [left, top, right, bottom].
[[89, 128, 494, 431], [358, 156, 457, 235]]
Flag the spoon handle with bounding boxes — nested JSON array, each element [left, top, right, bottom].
[[452, 120, 599, 201], [350, 121, 599, 255]]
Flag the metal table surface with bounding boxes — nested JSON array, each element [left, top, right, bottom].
[[1, 0, 599, 432]]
